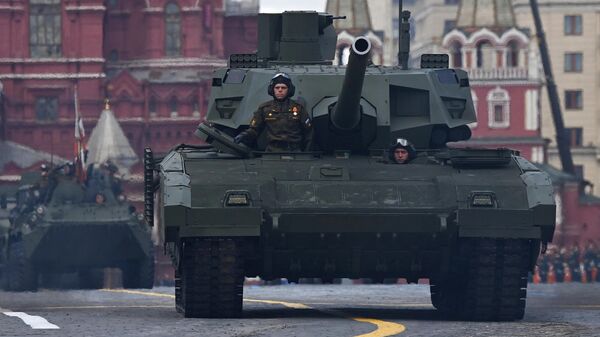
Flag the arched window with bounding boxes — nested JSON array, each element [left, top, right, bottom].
[[169, 96, 178, 117], [29, 0, 62, 58], [476, 40, 494, 68], [108, 49, 119, 62], [192, 96, 200, 117], [449, 42, 462, 68], [149, 96, 157, 115], [165, 3, 181, 57], [506, 41, 519, 67], [487, 86, 510, 128]]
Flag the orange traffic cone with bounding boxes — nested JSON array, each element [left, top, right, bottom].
[[563, 264, 572, 283], [547, 265, 556, 284], [580, 263, 588, 283]]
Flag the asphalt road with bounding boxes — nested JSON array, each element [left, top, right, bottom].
[[1, 283, 599, 337]]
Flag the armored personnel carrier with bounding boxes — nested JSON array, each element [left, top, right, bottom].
[[147, 11, 555, 320], [3, 163, 154, 291]]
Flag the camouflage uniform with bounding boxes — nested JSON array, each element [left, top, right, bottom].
[[241, 98, 313, 152]]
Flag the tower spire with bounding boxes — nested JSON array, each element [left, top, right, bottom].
[[456, 0, 516, 32], [326, 0, 372, 33]]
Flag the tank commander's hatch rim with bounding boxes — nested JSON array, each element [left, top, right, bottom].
[[195, 122, 252, 158]]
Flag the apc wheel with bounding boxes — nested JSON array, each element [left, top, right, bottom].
[[122, 258, 155, 289], [180, 239, 244, 318], [437, 238, 530, 321], [78, 269, 105, 289], [122, 245, 155, 289], [7, 241, 38, 292], [0, 265, 7, 291]]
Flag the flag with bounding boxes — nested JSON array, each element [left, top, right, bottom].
[[73, 84, 87, 183]]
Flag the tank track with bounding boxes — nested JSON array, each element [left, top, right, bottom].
[[180, 238, 244, 318], [437, 238, 530, 321], [175, 268, 183, 313], [6, 241, 38, 291]]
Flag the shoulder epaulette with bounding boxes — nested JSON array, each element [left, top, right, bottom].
[[258, 101, 273, 109]]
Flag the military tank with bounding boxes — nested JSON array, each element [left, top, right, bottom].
[[3, 163, 154, 291], [147, 11, 555, 320]]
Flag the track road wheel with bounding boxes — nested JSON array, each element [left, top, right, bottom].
[[180, 239, 244, 318], [438, 238, 530, 321], [175, 268, 183, 313], [7, 241, 38, 292], [429, 282, 442, 309]]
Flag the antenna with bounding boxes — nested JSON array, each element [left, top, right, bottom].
[[397, 0, 411, 69]]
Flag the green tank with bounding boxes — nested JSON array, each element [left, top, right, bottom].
[[147, 11, 555, 320], [3, 164, 154, 291]]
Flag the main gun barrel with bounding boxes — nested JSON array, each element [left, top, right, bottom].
[[330, 37, 372, 131]]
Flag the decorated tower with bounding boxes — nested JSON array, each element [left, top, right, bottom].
[[442, 0, 545, 162], [326, 0, 384, 65]]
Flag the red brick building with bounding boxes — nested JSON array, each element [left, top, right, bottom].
[[0, 0, 240, 159]]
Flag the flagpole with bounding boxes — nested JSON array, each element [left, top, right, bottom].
[[73, 83, 86, 183]]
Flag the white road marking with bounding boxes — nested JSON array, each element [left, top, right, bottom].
[[2, 311, 60, 329]]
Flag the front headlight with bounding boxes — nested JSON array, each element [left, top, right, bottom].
[[224, 191, 251, 206], [36, 206, 45, 215], [471, 192, 496, 207]]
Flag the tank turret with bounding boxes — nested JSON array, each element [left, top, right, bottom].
[[196, 11, 476, 155]]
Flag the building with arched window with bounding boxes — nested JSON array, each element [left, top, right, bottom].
[[0, 0, 230, 158], [439, 0, 545, 163]]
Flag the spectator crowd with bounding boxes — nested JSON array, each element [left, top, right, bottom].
[[532, 241, 599, 283]]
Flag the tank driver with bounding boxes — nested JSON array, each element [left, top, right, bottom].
[[389, 138, 416, 164], [234, 73, 313, 152]]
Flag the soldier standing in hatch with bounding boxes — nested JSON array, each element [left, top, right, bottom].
[[388, 138, 417, 164], [234, 73, 313, 152]]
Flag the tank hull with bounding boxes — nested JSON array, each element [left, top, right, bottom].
[[22, 221, 151, 272], [156, 149, 555, 319]]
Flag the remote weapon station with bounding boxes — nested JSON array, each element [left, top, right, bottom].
[[146, 7, 555, 320]]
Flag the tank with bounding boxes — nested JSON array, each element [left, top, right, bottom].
[[3, 163, 154, 291], [148, 11, 555, 320]]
